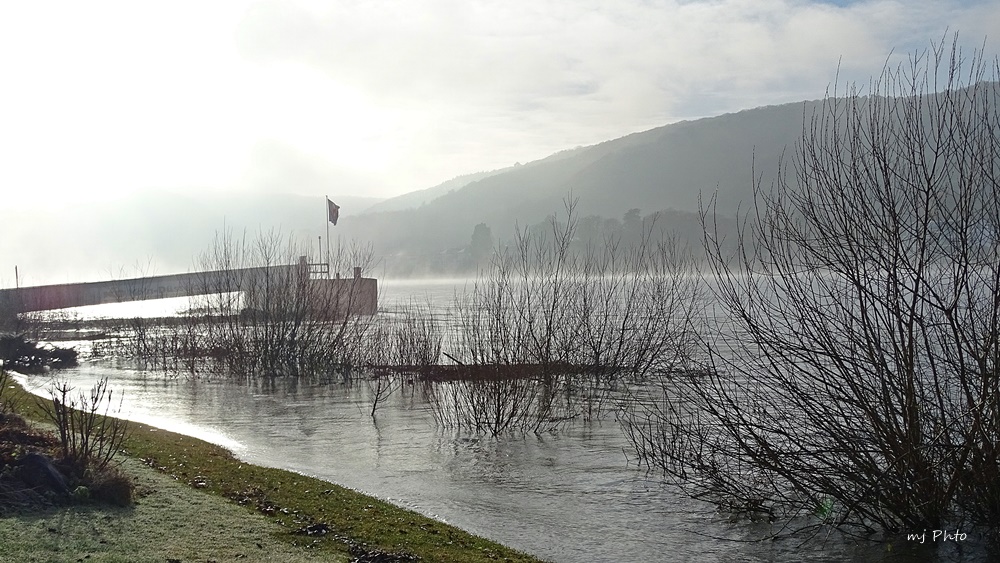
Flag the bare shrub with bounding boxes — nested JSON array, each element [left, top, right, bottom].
[[110, 261, 158, 361], [110, 228, 381, 381], [425, 372, 557, 435], [39, 378, 130, 478], [430, 199, 701, 435], [623, 37, 1000, 538], [89, 465, 135, 506], [195, 230, 378, 379], [360, 303, 443, 417], [388, 304, 443, 368]]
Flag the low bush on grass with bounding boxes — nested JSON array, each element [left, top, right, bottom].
[[38, 378, 130, 479], [0, 374, 134, 511], [88, 465, 134, 506]]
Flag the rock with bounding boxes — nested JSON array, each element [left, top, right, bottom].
[[16, 453, 70, 497], [294, 523, 331, 536]]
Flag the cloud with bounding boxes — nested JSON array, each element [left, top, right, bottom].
[[236, 0, 1000, 174], [2, 0, 998, 210], [3, 0, 999, 285]]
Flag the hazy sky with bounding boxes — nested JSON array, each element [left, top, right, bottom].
[[2, 0, 998, 208]]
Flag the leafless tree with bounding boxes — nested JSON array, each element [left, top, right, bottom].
[[623, 36, 1000, 540]]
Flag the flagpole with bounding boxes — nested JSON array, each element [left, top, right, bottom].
[[325, 195, 331, 279]]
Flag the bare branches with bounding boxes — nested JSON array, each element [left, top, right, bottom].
[[38, 378, 130, 477], [103, 228, 382, 381], [434, 198, 702, 435], [623, 36, 1000, 538]]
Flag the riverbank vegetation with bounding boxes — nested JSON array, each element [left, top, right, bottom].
[[94, 230, 384, 381], [1, 368, 133, 512], [0, 334, 78, 373], [53, 201, 699, 437]]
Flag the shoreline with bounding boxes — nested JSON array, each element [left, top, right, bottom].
[[3, 376, 546, 563]]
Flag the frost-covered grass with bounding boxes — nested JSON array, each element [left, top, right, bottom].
[[0, 458, 337, 563]]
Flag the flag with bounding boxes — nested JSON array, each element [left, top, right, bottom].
[[327, 198, 340, 225]]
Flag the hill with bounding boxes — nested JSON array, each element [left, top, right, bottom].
[[336, 99, 818, 274]]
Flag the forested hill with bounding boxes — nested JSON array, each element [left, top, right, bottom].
[[338, 98, 818, 274]]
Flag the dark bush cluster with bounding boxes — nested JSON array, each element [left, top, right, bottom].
[[0, 335, 78, 373]]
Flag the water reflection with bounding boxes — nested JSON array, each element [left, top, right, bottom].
[[13, 360, 991, 563]]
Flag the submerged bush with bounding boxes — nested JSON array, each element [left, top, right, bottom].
[[99, 229, 381, 381], [431, 199, 701, 435], [0, 335, 78, 373]]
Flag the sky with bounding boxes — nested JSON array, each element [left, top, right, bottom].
[[2, 0, 999, 209]]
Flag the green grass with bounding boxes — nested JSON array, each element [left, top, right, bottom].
[[4, 378, 546, 563]]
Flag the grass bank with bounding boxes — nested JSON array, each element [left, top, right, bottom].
[[0, 457, 338, 563], [3, 378, 546, 563]]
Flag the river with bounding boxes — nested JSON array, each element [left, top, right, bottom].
[[11, 279, 983, 562]]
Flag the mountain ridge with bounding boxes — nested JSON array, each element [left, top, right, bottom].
[[335, 97, 823, 271]]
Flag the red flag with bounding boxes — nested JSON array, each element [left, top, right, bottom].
[[327, 199, 340, 225]]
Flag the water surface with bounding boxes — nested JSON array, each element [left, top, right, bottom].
[[15, 278, 987, 562]]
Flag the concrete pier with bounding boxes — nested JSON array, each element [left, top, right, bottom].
[[0, 259, 377, 321]]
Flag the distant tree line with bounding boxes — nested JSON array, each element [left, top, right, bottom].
[[379, 206, 732, 277]]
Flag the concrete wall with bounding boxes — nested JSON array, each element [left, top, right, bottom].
[[0, 265, 377, 319]]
